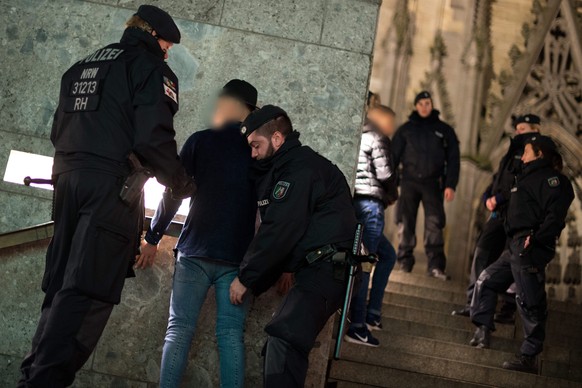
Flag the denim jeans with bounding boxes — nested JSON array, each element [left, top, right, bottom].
[[350, 197, 397, 327], [160, 253, 249, 388]]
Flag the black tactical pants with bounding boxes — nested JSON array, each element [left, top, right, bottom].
[[18, 170, 139, 388], [263, 261, 345, 387], [464, 215, 508, 306], [471, 237, 551, 356], [396, 179, 446, 271]]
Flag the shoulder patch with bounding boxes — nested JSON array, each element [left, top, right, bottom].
[[272, 181, 291, 200], [164, 83, 178, 103], [547, 177, 560, 187], [163, 76, 176, 91]]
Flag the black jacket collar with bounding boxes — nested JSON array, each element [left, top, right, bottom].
[[409, 109, 441, 124], [120, 28, 165, 60], [521, 158, 552, 177], [251, 131, 302, 179]]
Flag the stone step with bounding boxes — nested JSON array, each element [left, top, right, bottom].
[[377, 315, 578, 365], [386, 280, 582, 318], [386, 281, 467, 304], [382, 303, 516, 339], [329, 360, 489, 388], [388, 271, 467, 293], [327, 381, 380, 388], [366, 331, 581, 382], [382, 299, 582, 346], [383, 292, 465, 314], [339, 344, 579, 388]]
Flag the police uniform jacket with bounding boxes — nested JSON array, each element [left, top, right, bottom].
[[392, 110, 460, 189], [354, 123, 398, 207], [483, 132, 537, 214], [506, 158, 574, 250], [50, 27, 185, 187], [239, 132, 359, 295]]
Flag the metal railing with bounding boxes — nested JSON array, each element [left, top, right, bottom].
[[0, 217, 183, 251]]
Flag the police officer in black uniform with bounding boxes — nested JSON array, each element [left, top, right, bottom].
[[452, 114, 540, 318], [392, 91, 460, 279], [228, 105, 359, 387], [18, 5, 195, 387], [469, 135, 573, 373]]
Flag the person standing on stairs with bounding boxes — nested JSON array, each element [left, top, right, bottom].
[[469, 135, 574, 373], [391, 91, 460, 280], [346, 105, 399, 347], [452, 115, 541, 321]]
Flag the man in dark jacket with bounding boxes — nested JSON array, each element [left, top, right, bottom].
[[452, 115, 540, 319], [392, 91, 460, 279], [346, 105, 398, 346], [18, 6, 195, 387], [137, 80, 258, 388], [229, 105, 359, 387], [469, 135, 574, 373]]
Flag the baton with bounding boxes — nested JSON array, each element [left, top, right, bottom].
[[334, 223, 364, 359], [24, 176, 54, 186]]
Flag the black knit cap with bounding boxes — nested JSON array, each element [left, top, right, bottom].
[[525, 135, 557, 152], [135, 5, 181, 43], [414, 90, 432, 105], [220, 79, 258, 109], [241, 105, 288, 138], [513, 114, 541, 128]]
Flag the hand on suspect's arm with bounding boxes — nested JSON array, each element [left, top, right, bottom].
[[444, 188, 455, 202], [276, 272, 295, 296]]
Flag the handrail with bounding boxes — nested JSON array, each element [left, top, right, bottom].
[[0, 217, 184, 251]]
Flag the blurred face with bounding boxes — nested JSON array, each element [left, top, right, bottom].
[[212, 97, 250, 128], [415, 98, 433, 118], [515, 123, 538, 135], [521, 143, 542, 164], [247, 130, 285, 160], [367, 109, 395, 137], [153, 31, 173, 60]]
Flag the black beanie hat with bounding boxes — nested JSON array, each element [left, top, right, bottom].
[[241, 105, 289, 138], [414, 91, 432, 105], [513, 114, 541, 128], [135, 5, 181, 43], [220, 79, 258, 109]]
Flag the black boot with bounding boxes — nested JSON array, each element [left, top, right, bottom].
[[502, 354, 538, 374], [494, 310, 515, 324], [494, 299, 517, 324], [451, 306, 470, 317], [469, 325, 491, 349]]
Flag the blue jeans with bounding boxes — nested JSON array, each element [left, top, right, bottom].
[[160, 253, 249, 388], [350, 197, 397, 327]]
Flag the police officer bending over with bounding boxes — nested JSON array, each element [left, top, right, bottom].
[[229, 105, 359, 387], [18, 5, 194, 387], [469, 135, 573, 373]]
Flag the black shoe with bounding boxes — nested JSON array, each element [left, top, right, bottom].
[[428, 268, 450, 281], [399, 262, 413, 273], [451, 307, 470, 317], [494, 311, 515, 325], [469, 325, 491, 349], [502, 354, 538, 374]]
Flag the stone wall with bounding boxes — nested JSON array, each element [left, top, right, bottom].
[[0, 0, 380, 386]]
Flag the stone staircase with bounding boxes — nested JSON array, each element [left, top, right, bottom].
[[327, 266, 582, 388]]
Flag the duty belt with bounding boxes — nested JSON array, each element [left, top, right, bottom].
[[306, 244, 343, 265]]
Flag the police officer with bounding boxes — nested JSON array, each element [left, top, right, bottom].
[[392, 91, 460, 279], [18, 5, 195, 387], [228, 105, 358, 387], [469, 135, 573, 373], [452, 114, 540, 318]]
